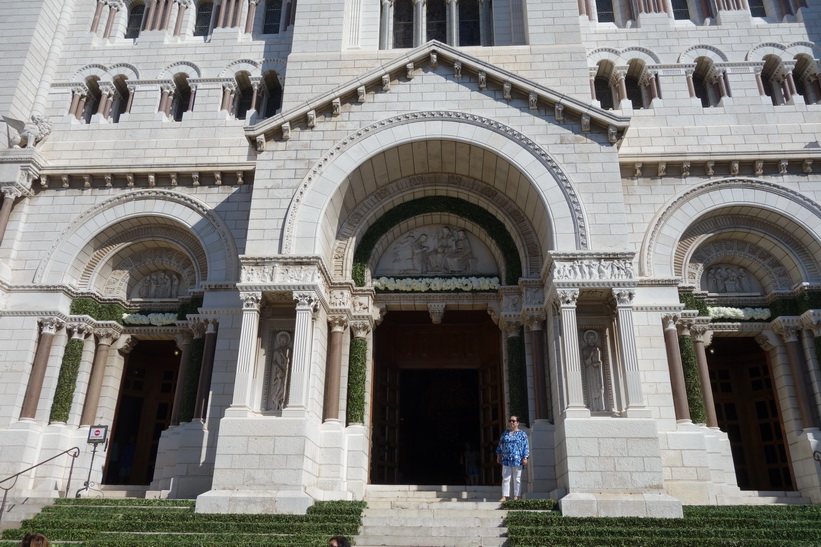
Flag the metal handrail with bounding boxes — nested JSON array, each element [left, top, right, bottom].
[[0, 446, 81, 526]]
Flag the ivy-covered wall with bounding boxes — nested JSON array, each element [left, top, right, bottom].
[[679, 336, 706, 424], [178, 338, 205, 423], [507, 333, 529, 427], [352, 196, 522, 286], [346, 336, 367, 425], [70, 298, 126, 323], [49, 338, 85, 424]]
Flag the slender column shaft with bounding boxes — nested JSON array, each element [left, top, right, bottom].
[[162, 0, 174, 29], [323, 319, 346, 422], [800, 328, 821, 425], [755, 72, 766, 95], [528, 321, 548, 420], [245, 0, 258, 32], [686, 72, 696, 97], [288, 292, 318, 408], [174, 4, 187, 35], [144, 0, 158, 29], [90, 1, 105, 32], [613, 290, 645, 409], [170, 333, 193, 425], [97, 92, 109, 115], [68, 92, 81, 116], [717, 73, 728, 97], [557, 289, 584, 409], [0, 191, 18, 245], [76, 96, 87, 120], [217, 0, 227, 26], [648, 74, 659, 100], [691, 327, 718, 428], [80, 329, 120, 425], [20, 319, 62, 419], [617, 74, 627, 103], [663, 315, 690, 422], [125, 87, 136, 113], [194, 321, 218, 421], [781, 332, 815, 429], [103, 6, 118, 38], [230, 293, 261, 410], [379, 0, 392, 48]]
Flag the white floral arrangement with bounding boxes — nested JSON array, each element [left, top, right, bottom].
[[373, 276, 500, 292], [707, 306, 771, 321], [121, 312, 179, 326]]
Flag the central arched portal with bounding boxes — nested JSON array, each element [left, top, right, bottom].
[[371, 309, 503, 486]]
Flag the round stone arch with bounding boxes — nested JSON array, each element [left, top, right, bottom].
[[158, 61, 201, 80], [678, 45, 729, 65], [641, 178, 821, 279], [219, 59, 262, 78], [283, 113, 589, 273], [34, 189, 239, 286], [747, 42, 791, 62]]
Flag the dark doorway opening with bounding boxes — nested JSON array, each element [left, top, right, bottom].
[[708, 337, 794, 491], [371, 310, 503, 486], [104, 340, 178, 485], [398, 369, 480, 484]]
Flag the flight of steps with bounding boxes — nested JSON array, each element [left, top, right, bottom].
[[355, 485, 508, 547], [719, 489, 813, 505]]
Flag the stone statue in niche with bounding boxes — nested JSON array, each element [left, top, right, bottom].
[[136, 270, 179, 299], [704, 265, 755, 294], [268, 331, 292, 410], [581, 329, 605, 412]]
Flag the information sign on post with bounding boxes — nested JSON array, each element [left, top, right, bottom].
[[87, 425, 108, 444]]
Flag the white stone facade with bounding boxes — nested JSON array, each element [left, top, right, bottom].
[[0, 0, 820, 519]]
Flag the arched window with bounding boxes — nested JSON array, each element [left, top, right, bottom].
[[793, 54, 821, 105], [111, 76, 132, 122], [692, 57, 723, 107], [260, 71, 283, 119], [748, 0, 766, 17], [125, 4, 145, 38], [596, 0, 615, 22], [670, 0, 690, 19], [426, 0, 447, 43], [262, 0, 282, 33], [624, 75, 644, 109], [593, 61, 616, 110], [234, 72, 254, 120], [761, 55, 787, 105], [393, 0, 414, 48], [459, 0, 481, 46], [81, 77, 103, 123], [171, 74, 192, 122], [193, 1, 213, 36]]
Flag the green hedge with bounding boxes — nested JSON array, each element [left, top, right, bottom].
[[49, 338, 84, 423], [352, 196, 522, 286], [501, 499, 557, 511], [70, 298, 126, 323], [507, 332, 529, 427], [346, 337, 367, 425]]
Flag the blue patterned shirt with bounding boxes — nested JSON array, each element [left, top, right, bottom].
[[496, 429, 530, 467]]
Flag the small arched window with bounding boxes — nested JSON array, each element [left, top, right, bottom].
[[670, 0, 690, 20], [234, 72, 254, 120], [593, 61, 616, 110], [260, 71, 283, 119], [111, 76, 132, 122], [171, 74, 192, 121], [263, 0, 283, 33], [81, 77, 103, 123], [692, 57, 722, 107], [793, 54, 820, 105], [426, 0, 447, 43], [596, 0, 615, 22], [193, 1, 213, 36], [393, 0, 414, 48], [459, 0, 481, 46], [748, 0, 766, 17], [761, 55, 787, 106], [125, 4, 145, 38], [624, 75, 644, 109]]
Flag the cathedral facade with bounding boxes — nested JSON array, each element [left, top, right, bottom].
[[1, 0, 820, 518]]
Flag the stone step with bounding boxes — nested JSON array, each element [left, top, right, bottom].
[[0, 496, 54, 531], [364, 508, 503, 519], [365, 500, 502, 510], [354, 536, 506, 547], [718, 490, 812, 505], [362, 515, 504, 527]]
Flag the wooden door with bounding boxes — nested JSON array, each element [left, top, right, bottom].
[[709, 337, 794, 491]]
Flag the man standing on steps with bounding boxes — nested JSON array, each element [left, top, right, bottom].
[[496, 415, 529, 501]]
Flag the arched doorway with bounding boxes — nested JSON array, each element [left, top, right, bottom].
[[104, 339, 179, 485], [708, 337, 794, 491], [370, 310, 503, 486]]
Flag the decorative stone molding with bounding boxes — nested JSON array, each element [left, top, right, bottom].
[[37, 170, 252, 189], [350, 321, 371, 338], [240, 291, 263, 310], [428, 302, 446, 324], [771, 316, 802, 342], [800, 310, 821, 337], [556, 288, 579, 307], [328, 315, 348, 332], [94, 323, 123, 345]]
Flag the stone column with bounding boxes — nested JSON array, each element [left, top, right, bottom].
[[97, 83, 113, 116], [288, 291, 319, 409], [161, 0, 174, 29], [690, 321, 718, 428], [216, 0, 227, 26], [323, 315, 347, 422], [800, 310, 821, 424], [125, 85, 136, 113], [445, 0, 458, 45], [227, 292, 261, 414], [194, 319, 219, 421], [647, 71, 659, 101], [556, 289, 585, 410], [187, 84, 198, 111], [103, 2, 122, 38], [249, 81, 260, 112], [220, 82, 236, 112], [379, 0, 393, 48], [244, 0, 260, 32], [0, 187, 22, 246], [685, 69, 696, 97], [755, 69, 766, 96], [412, 0, 425, 47], [773, 321, 817, 430], [662, 313, 690, 422], [20, 318, 64, 420], [716, 69, 728, 98], [612, 289, 646, 411], [145, 0, 158, 29], [80, 326, 121, 425], [615, 70, 628, 104], [170, 330, 193, 425], [526, 312, 549, 421], [173, 0, 190, 35], [90, 0, 106, 32]]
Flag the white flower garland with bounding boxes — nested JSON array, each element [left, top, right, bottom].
[[122, 312, 179, 326], [707, 306, 771, 321], [373, 276, 500, 292]]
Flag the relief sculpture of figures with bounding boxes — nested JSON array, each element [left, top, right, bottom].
[[704, 265, 756, 294], [269, 331, 292, 411], [582, 330, 605, 412]]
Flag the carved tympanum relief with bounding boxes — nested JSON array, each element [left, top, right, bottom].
[[132, 270, 180, 299], [373, 225, 499, 277], [103, 249, 195, 299], [701, 264, 761, 295]]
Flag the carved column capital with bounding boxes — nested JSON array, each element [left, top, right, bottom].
[[755, 332, 777, 352], [118, 336, 138, 355], [611, 288, 635, 307], [293, 291, 319, 313], [328, 314, 348, 332], [240, 291, 262, 310], [524, 311, 545, 331], [351, 321, 371, 339], [428, 303, 446, 324], [772, 320, 801, 343], [556, 288, 579, 307], [39, 317, 64, 335], [94, 324, 123, 346], [799, 310, 821, 337], [175, 331, 194, 348], [66, 320, 94, 340], [661, 313, 680, 331]]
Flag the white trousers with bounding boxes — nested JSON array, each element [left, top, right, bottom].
[[501, 465, 522, 498]]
